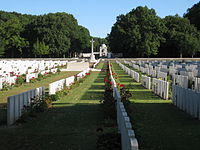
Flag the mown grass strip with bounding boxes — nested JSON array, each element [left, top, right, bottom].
[[0, 71, 79, 104], [112, 62, 200, 150]]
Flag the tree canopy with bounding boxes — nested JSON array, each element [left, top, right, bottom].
[[0, 11, 96, 58], [108, 6, 200, 58], [184, 2, 200, 30], [108, 6, 166, 57], [158, 15, 200, 57]]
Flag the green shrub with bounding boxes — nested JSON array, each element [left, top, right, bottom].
[[16, 76, 25, 85], [2, 82, 11, 91], [57, 68, 61, 73]]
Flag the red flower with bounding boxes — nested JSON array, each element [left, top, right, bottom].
[[109, 81, 113, 85], [32, 77, 35, 79], [120, 84, 125, 87], [11, 83, 15, 85]]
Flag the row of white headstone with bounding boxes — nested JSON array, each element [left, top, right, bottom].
[[172, 74, 188, 89], [125, 60, 198, 91], [7, 87, 45, 125], [0, 60, 67, 77], [0, 60, 69, 90], [109, 62, 139, 150], [117, 61, 140, 82], [49, 69, 90, 95], [25, 68, 59, 83], [152, 78, 169, 100], [124, 60, 200, 119], [0, 76, 17, 89], [141, 75, 151, 90], [172, 84, 200, 120], [129, 60, 199, 80], [118, 61, 169, 100]]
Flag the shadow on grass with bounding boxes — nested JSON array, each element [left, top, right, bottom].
[[81, 91, 104, 101], [0, 103, 104, 150], [89, 84, 105, 90], [128, 102, 200, 150], [0, 103, 7, 126]]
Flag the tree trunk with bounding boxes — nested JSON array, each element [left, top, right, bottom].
[[180, 53, 182, 58]]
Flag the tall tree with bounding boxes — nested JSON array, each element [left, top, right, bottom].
[[158, 15, 200, 57], [184, 2, 200, 30], [0, 18, 28, 57], [108, 6, 166, 57], [0, 11, 91, 57]]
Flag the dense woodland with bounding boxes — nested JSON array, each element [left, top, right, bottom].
[[0, 11, 106, 58], [107, 2, 200, 58], [1, 2, 200, 58]]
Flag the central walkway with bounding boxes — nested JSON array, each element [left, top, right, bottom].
[[0, 63, 106, 150]]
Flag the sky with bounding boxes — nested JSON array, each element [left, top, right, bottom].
[[0, 0, 199, 38]]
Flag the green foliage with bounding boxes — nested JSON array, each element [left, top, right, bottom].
[[57, 68, 61, 73], [33, 39, 49, 57], [16, 76, 25, 85], [120, 87, 132, 105], [17, 95, 53, 124], [31, 95, 49, 112], [2, 82, 11, 91], [37, 73, 44, 81], [184, 1, 200, 30], [108, 6, 166, 57], [0, 40, 5, 57], [0, 17, 29, 57], [158, 15, 200, 57], [188, 79, 194, 89], [0, 11, 91, 58], [108, 6, 200, 58], [91, 37, 108, 53], [55, 88, 69, 100]]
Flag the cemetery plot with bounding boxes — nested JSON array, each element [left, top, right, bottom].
[[0, 60, 69, 90], [118, 61, 169, 100], [0, 71, 78, 126], [123, 59, 200, 119], [111, 62, 200, 150], [0, 62, 108, 150], [0, 71, 79, 103]]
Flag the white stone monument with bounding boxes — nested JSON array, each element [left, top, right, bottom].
[[89, 38, 97, 63], [100, 44, 108, 57]]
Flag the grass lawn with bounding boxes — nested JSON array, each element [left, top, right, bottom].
[[0, 62, 106, 150], [112, 62, 200, 150], [0, 71, 79, 104]]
